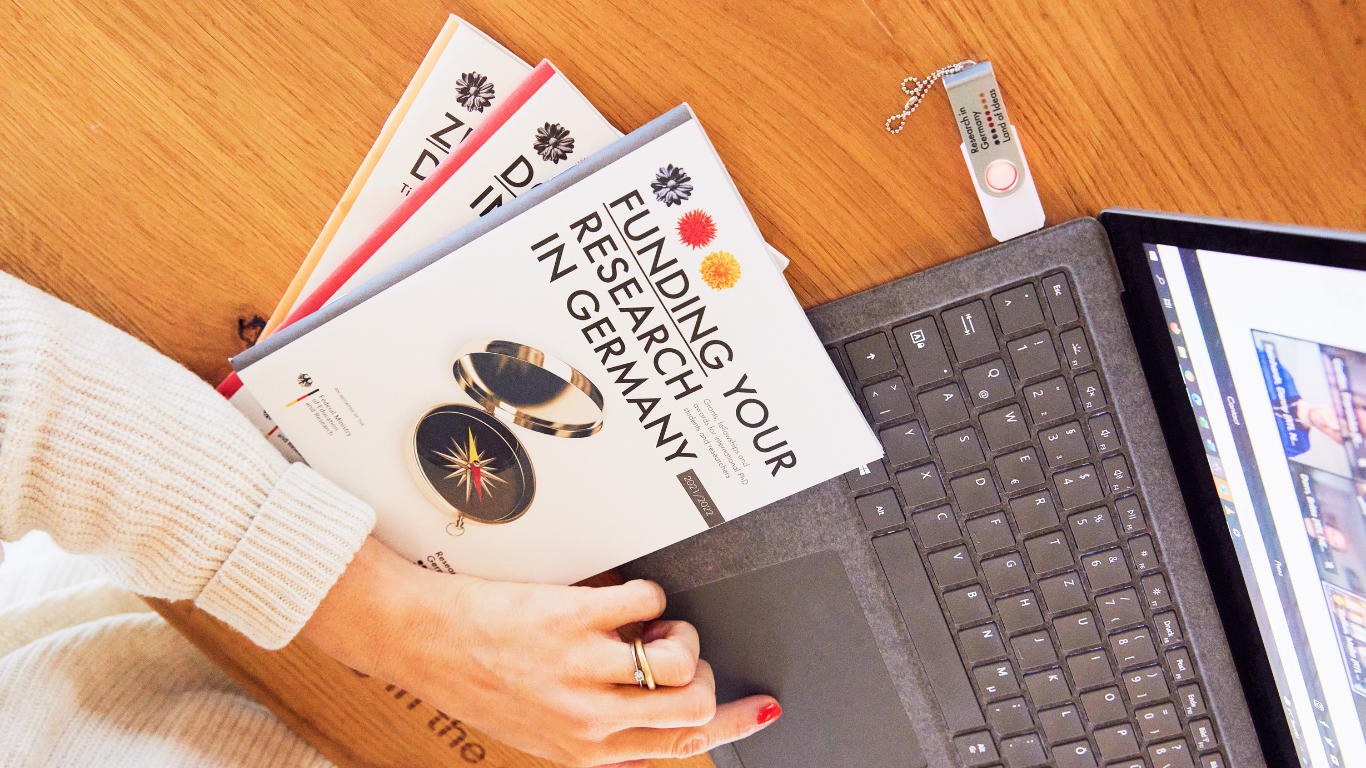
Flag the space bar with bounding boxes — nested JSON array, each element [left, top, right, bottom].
[[873, 530, 985, 733]]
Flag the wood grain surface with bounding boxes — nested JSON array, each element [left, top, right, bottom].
[[2, 0, 1362, 766]]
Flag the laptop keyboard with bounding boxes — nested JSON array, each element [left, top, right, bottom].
[[833, 272, 1228, 768]]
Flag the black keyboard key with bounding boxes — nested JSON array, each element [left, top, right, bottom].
[[845, 459, 889, 492], [855, 488, 904, 530], [1129, 534, 1158, 573], [1153, 610, 1183, 647], [930, 545, 977, 585], [1201, 752, 1227, 768], [1055, 464, 1104, 510], [964, 358, 1015, 407], [1054, 611, 1101, 653], [1089, 412, 1119, 452], [1024, 667, 1071, 707], [1060, 328, 1093, 370], [967, 512, 1015, 555], [1042, 273, 1079, 325], [1111, 628, 1158, 668], [872, 530, 986, 732], [912, 504, 961, 547], [1123, 665, 1169, 704], [1097, 588, 1144, 630], [938, 427, 987, 472], [1066, 649, 1115, 690], [986, 697, 1035, 734], [899, 463, 947, 508], [846, 333, 897, 380], [952, 470, 1002, 514], [1103, 455, 1135, 495], [864, 376, 913, 423], [1011, 631, 1058, 669], [982, 404, 1031, 450], [1041, 421, 1090, 466], [919, 383, 970, 430], [954, 732, 1000, 767], [1083, 548, 1132, 591], [997, 591, 1044, 633], [1095, 724, 1141, 761], [827, 347, 847, 382], [1025, 377, 1075, 423], [983, 552, 1031, 594], [1075, 371, 1106, 411], [1010, 491, 1060, 535], [1190, 718, 1218, 751], [1137, 702, 1182, 740], [1141, 573, 1172, 610], [1068, 506, 1119, 552], [945, 584, 992, 625], [1149, 739, 1196, 768], [1039, 705, 1085, 743], [993, 284, 1046, 335], [1166, 647, 1194, 682], [1111, 760, 1146, 768], [974, 660, 1021, 699], [1008, 331, 1061, 382], [996, 448, 1045, 493], [894, 317, 954, 387], [961, 622, 1007, 664], [1080, 686, 1128, 724], [944, 300, 999, 362], [1039, 571, 1087, 614], [1056, 740, 1098, 768], [881, 420, 930, 466], [1117, 495, 1147, 534], [1000, 733, 1048, 768], [1024, 531, 1073, 574]]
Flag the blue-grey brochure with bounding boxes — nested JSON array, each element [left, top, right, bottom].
[[233, 106, 879, 584]]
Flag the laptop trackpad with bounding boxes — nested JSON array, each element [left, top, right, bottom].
[[664, 550, 925, 768]]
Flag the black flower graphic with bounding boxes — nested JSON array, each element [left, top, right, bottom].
[[455, 72, 495, 113], [651, 165, 693, 206], [533, 123, 575, 164]]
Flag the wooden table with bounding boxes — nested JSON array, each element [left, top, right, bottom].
[[2, 0, 1361, 765]]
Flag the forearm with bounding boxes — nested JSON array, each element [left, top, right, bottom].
[[0, 272, 375, 647]]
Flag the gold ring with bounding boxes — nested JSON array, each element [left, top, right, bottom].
[[630, 640, 646, 687], [633, 638, 656, 690]]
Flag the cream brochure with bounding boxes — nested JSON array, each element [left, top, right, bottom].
[[278, 17, 532, 330], [233, 106, 879, 585]]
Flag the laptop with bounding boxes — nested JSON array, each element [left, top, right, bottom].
[[622, 209, 1366, 768]]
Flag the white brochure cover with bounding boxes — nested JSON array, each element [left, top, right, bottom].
[[234, 106, 879, 584]]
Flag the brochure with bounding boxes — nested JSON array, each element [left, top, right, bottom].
[[265, 15, 531, 335], [295, 60, 623, 318], [232, 105, 880, 584]]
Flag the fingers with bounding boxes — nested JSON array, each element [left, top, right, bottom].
[[591, 621, 700, 688], [599, 693, 782, 761], [580, 579, 667, 629]]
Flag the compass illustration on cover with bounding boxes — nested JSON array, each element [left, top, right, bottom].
[[409, 341, 605, 535]]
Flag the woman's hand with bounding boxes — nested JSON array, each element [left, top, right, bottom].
[[299, 536, 781, 767]]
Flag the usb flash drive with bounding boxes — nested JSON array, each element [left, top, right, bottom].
[[942, 61, 1045, 242]]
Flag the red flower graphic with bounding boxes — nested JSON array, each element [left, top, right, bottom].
[[676, 209, 717, 249]]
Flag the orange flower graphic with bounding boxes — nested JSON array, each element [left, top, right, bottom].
[[699, 251, 741, 290]]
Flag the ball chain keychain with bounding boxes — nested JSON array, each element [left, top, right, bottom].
[[885, 60, 977, 133], [883, 58, 1046, 241]]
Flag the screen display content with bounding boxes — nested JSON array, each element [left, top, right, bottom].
[[1145, 242, 1366, 768]]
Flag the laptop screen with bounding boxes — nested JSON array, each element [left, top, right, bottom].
[[1144, 243, 1366, 768]]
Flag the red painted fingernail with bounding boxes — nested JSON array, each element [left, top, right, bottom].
[[756, 703, 782, 725]]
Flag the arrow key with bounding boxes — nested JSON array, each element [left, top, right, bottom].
[[845, 333, 897, 380]]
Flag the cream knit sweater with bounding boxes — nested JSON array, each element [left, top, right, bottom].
[[0, 272, 376, 766]]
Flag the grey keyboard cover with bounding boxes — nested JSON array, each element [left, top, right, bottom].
[[622, 219, 1264, 768]]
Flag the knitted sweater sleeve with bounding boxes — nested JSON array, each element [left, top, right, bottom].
[[0, 272, 375, 649]]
